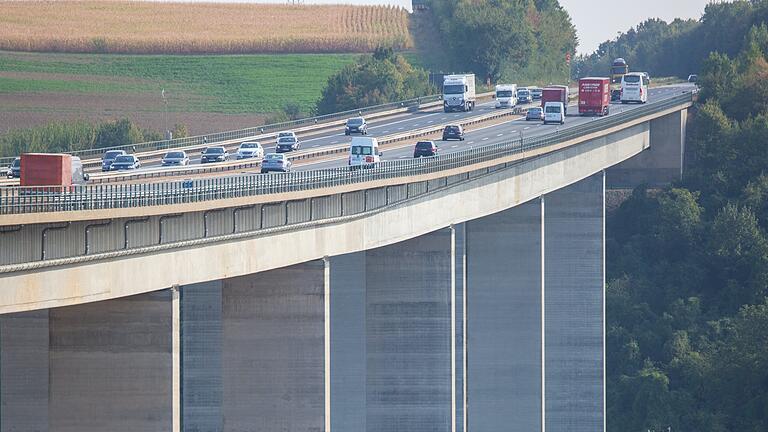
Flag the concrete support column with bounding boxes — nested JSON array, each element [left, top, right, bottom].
[[465, 199, 544, 432], [544, 172, 605, 432], [180, 281, 223, 432], [0, 310, 50, 432], [607, 109, 687, 187], [327, 229, 453, 432], [221, 261, 325, 432], [49, 291, 173, 432], [451, 224, 466, 432]]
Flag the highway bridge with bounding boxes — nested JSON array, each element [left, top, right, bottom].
[[0, 85, 693, 432]]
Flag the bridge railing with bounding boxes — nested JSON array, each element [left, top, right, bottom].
[[0, 93, 693, 216]]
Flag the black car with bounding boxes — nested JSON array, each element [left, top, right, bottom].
[[413, 141, 439, 158], [345, 117, 368, 135], [442, 125, 465, 141], [201, 146, 229, 163]]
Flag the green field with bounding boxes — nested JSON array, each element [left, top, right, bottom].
[[0, 51, 361, 114]]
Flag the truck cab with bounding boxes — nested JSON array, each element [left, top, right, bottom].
[[495, 84, 518, 108], [443, 74, 476, 113]]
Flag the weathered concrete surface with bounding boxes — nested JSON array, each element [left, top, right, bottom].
[[466, 200, 543, 432], [544, 172, 605, 432], [49, 291, 173, 432], [0, 310, 49, 432], [452, 224, 466, 432], [181, 281, 223, 432], [607, 109, 687, 187], [1, 119, 652, 314], [221, 261, 325, 432], [365, 229, 452, 432], [329, 252, 367, 432]]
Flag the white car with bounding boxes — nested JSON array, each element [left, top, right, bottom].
[[161, 150, 189, 167], [236, 141, 264, 159]]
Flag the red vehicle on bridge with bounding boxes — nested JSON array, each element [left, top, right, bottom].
[[578, 77, 611, 117]]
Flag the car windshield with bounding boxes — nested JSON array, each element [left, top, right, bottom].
[[11, 159, 20, 167], [265, 154, 283, 160], [624, 75, 641, 83], [166, 152, 185, 158], [278, 137, 295, 144], [351, 146, 373, 155], [529, 108, 542, 113], [446, 126, 460, 132], [278, 132, 293, 137], [518, 90, 530, 96], [205, 148, 225, 154], [347, 118, 363, 126], [104, 151, 123, 159], [241, 143, 258, 149], [416, 142, 434, 149], [444, 84, 465, 94], [545, 106, 561, 113], [115, 156, 134, 163], [496, 90, 514, 98]]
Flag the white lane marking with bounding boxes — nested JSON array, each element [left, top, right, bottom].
[[451, 145, 458, 148], [441, 117, 447, 120], [511, 130, 517, 133], [467, 141, 474, 144], [399, 156, 408, 159], [382, 130, 389, 134], [312, 145, 320, 148], [330, 141, 339, 144], [497, 133, 504, 137], [414, 123, 420, 126], [398, 127, 404, 130], [524, 127, 530, 130], [482, 137, 489, 141], [428, 120, 434, 124]]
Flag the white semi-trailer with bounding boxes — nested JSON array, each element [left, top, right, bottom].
[[443, 74, 476, 113]]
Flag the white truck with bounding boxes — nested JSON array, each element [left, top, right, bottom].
[[495, 84, 518, 108], [443, 74, 476, 113]]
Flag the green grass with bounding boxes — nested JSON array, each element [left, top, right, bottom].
[[0, 51, 361, 114]]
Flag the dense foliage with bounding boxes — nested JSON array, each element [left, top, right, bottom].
[[315, 47, 434, 115], [0, 119, 187, 158], [426, 0, 577, 84], [574, 0, 768, 79], [606, 5, 768, 431]]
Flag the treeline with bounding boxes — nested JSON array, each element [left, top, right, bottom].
[[315, 47, 434, 115], [426, 0, 577, 84], [0, 119, 188, 159], [575, 0, 768, 78], [605, 9, 768, 432]]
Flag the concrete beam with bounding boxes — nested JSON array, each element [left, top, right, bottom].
[[543, 172, 605, 432], [607, 109, 688, 187], [0, 120, 651, 314]]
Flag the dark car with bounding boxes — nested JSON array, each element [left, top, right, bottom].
[[611, 89, 622, 101], [6, 157, 20, 178], [442, 124, 465, 141], [275, 136, 300, 153], [345, 117, 368, 135], [413, 141, 439, 158], [201, 146, 229, 164], [101, 150, 127, 172], [687, 74, 698, 83], [110, 154, 141, 170], [526, 107, 544, 121]]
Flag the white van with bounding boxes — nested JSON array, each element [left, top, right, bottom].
[[621, 72, 649, 104], [543, 102, 565, 125], [495, 84, 518, 108], [348, 137, 381, 168]]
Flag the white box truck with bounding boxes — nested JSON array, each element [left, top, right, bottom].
[[495, 84, 518, 108], [443, 74, 476, 113]]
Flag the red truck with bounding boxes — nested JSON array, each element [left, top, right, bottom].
[[541, 85, 570, 115], [20, 153, 88, 188], [578, 77, 611, 116]]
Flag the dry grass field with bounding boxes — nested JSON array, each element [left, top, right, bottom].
[[0, 1, 412, 54]]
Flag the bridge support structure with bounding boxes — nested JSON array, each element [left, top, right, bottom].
[[0, 173, 605, 432]]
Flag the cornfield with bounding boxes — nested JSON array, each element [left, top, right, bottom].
[[0, 1, 412, 54]]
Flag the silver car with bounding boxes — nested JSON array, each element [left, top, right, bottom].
[[260, 153, 292, 173], [162, 150, 189, 167]]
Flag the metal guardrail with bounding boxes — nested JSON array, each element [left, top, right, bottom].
[[0, 94, 444, 168], [0, 93, 693, 216]]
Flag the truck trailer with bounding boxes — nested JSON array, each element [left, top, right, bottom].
[[541, 86, 570, 115], [20, 153, 88, 188], [578, 77, 611, 116], [443, 74, 476, 113]]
